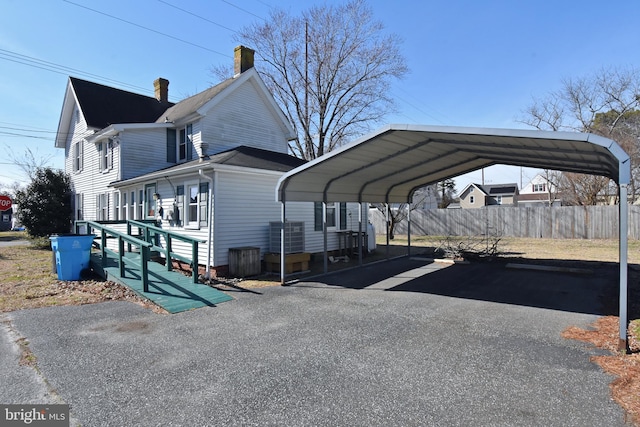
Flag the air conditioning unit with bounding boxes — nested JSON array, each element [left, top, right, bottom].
[[270, 221, 304, 254]]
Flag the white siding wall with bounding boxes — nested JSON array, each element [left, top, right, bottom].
[[286, 202, 366, 254], [201, 80, 289, 155], [120, 128, 174, 180], [65, 108, 120, 221], [213, 170, 283, 266]]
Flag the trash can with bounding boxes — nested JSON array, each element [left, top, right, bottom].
[[49, 234, 96, 281]]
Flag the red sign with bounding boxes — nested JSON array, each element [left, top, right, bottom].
[[0, 195, 12, 212]]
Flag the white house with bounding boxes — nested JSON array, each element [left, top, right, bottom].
[[518, 173, 561, 207], [55, 46, 366, 276]]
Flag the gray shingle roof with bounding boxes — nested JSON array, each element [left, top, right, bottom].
[[155, 78, 236, 123]]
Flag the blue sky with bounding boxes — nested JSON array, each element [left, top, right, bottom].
[[1, 0, 639, 194]]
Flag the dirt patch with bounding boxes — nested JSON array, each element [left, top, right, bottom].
[[0, 243, 166, 314], [563, 317, 640, 426]]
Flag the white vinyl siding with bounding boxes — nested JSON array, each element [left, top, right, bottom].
[[213, 171, 282, 266], [200, 80, 289, 156], [64, 104, 119, 222], [120, 128, 175, 180]]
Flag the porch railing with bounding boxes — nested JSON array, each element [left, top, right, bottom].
[[75, 220, 154, 292], [127, 220, 206, 284]]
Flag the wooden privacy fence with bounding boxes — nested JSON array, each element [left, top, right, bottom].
[[370, 205, 640, 240]]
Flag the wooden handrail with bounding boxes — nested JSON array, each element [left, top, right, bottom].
[[127, 220, 206, 283], [75, 220, 153, 291]]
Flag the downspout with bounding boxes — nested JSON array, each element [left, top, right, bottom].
[[199, 169, 214, 280]]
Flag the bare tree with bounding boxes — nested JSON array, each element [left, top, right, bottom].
[[520, 66, 640, 204], [6, 147, 53, 181], [373, 185, 435, 239], [213, 0, 408, 160], [541, 169, 563, 207], [436, 179, 457, 208]]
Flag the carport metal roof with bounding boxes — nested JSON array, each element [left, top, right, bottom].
[[276, 124, 632, 350], [276, 124, 630, 204]]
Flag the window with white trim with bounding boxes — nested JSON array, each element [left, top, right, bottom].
[[121, 192, 127, 220], [75, 193, 83, 220], [96, 193, 109, 221], [138, 190, 143, 220], [184, 180, 208, 228], [533, 183, 546, 192], [313, 202, 347, 231], [129, 191, 135, 220], [98, 139, 113, 172], [469, 195, 475, 204], [178, 124, 193, 162], [114, 191, 120, 221], [175, 185, 184, 226], [72, 141, 83, 172], [145, 184, 157, 218]]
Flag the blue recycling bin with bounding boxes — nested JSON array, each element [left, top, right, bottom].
[[49, 234, 95, 281]]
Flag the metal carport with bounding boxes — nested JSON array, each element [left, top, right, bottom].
[[276, 124, 631, 349]]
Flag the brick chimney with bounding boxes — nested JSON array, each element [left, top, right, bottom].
[[154, 78, 169, 103], [234, 45, 255, 76]]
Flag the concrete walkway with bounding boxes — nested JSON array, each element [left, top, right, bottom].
[[1, 258, 627, 426]]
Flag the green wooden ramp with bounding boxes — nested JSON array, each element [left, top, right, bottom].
[[90, 252, 233, 313]]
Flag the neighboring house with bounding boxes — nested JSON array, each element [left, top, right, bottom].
[[518, 174, 561, 207], [55, 46, 365, 275], [458, 183, 519, 208]]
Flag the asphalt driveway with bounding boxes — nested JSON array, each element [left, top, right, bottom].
[[1, 258, 627, 426]]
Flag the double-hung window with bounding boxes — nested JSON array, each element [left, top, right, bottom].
[[114, 192, 120, 221], [75, 193, 83, 220], [129, 191, 135, 220], [313, 202, 347, 231], [184, 180, 208, 228], [72, 141, 83, 172], [96, 193, 108, 221], [98, 139, 113, 172], [179, 124, 193, 162], [138, 190, 143, 220]]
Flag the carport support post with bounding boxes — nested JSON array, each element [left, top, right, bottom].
[[280, 201, 286, 285], [385, 204, 390, 259], [358, 202, 363, 266], [323, 201, 328, 274], [619, 184, 629, 351], [407, 205, 411, 257]]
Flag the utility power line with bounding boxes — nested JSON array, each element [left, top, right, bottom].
[[157, 0, 237, 33], [64, 0, 232, 59], [0, 48, 157, 97]]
